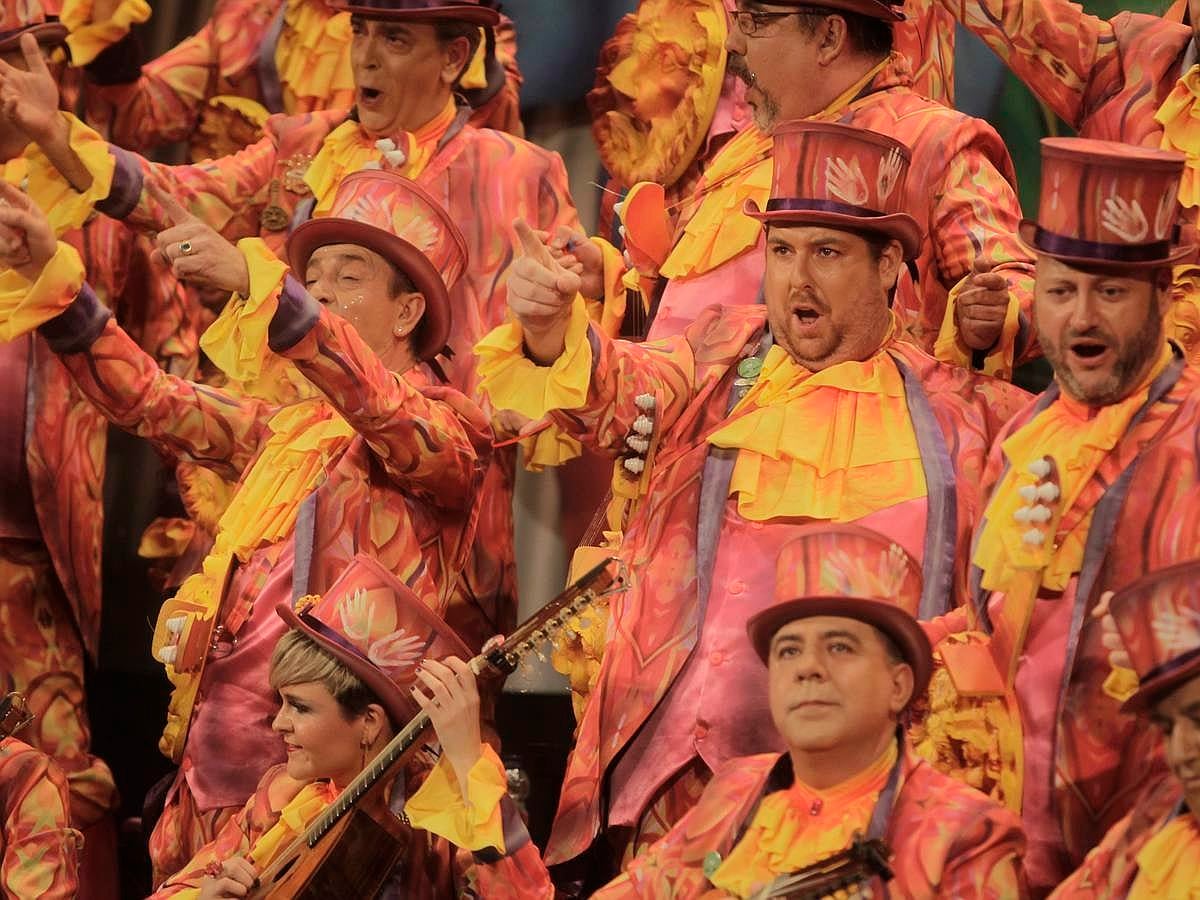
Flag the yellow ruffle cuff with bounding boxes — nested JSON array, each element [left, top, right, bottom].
[[1157, 63, 1200, 209], [22, 113, 116, 235], [932, 269, 1023, 380], [591, 235, 631, 338], [404, 745, 508, 853], [475, 297, 592, 470], [60, 0, 151, 66], [1129, 814, 1200, 899], [659, 126, 772, 281], [0, 241, 85, 341], [199, 237, 292, 390], [707, 342, 926, 522], [276, 0, 355, 108]]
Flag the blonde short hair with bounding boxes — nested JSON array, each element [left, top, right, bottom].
[[269, 630, 376, 719]]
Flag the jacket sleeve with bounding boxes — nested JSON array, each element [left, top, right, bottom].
[[934, 0, 1117, 130], [39, 113, 279, 243], [149, 795, 260, 899], [475, 297, 715, 470], [41, 284, 268, 482], [938, 803, 1030, 899], [269, 276, 484, 508], [0, 742, 81, 900], [928, 128, 1038, 378]]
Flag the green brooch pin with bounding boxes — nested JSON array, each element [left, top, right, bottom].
[[737, 356, 763, 380], [702, 850, 723, 879]]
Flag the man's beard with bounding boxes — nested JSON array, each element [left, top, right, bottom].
[[728, 53, 779, 130], [1045, 310, 1164, 406]]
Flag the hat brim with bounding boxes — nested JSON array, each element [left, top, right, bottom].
[[0, 22, 68, 53], [287, 218, 457, 363], [1121, 647, 1200, 714], [275, 596, 473, 728], [747, 596, 933, 705], [746, 198, 923, 261], [328, 3, 500, 25], [1018, 219, 1197, 269]]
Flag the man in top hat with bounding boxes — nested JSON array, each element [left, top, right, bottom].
[[0, 168, 492, 882], [411, 526, 1029, 898], [0, 6, 198, 893], [932, 0, 1200, 363], [58, 0, 525, 161], [479, 120, 1028, 885], [0, 0, 584, 743], [922, 137, 1200, 894], [572, 0, 1031, 378], [1051, 505, 1200, 899]]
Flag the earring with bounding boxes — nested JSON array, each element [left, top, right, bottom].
[[360, 733, 370, 771]]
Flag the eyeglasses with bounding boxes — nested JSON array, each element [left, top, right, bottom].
[[732, 10, 809, 36]]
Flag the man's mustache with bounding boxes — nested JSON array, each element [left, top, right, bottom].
[[728, 54, 757, 86]]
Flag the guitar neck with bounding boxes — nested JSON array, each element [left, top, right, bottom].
[[301, 556, 624, 845]]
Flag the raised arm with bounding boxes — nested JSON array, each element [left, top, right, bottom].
[[0, 182, 267, 478], [934, 0, 1120, 130], [268, 274, 487, 508]]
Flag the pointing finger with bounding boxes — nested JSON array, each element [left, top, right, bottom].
[[513, 217, 557, 269], [146, 179, 198, 228]]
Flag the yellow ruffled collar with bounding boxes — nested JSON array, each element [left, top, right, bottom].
[[305, 98, 458, 214], [707, 321, 927, 522], [661, 56, 891, 281], [711, 742, 897, 898], [974, 344, 1175, 596], [1129, 812, 1200, 899], [247, 777, 341, 870]]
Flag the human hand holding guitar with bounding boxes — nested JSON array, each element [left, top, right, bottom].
[[198, 856, 259, 899], [412, 656, 484, 799]]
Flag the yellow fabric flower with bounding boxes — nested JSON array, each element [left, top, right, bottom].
[[706, 328, 926, 523], [475, 296, 591, 470], [404, 745, 508, 853], [0, 241, 85, 341], [1129, 814, 1200, 899], [710, 741, 897, 898], [1157, 64, 1200, 209], [60, 0, 151, 66]]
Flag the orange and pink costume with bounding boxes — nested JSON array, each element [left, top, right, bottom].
[[476, 296, 1028, 869], [0, 736, 81, 900], [21, 243, 489, 879], [619, 50, 1033, 377], [71, 0, 525, 160]]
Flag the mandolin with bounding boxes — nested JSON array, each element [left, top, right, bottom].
[[248, 556, 626, 898], [751, 834, 893, 900]]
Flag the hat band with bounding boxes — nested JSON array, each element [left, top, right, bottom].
[[0, 19, 59, 42], [299, 611, 375, 666], [1137, 645, 1200, 695], [1031, 225, 1175, 264], [765, 198, 888, 220], [340, 0, 487, 12]]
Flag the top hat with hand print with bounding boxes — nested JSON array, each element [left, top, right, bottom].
[[745, 120, 923, 260], [1020, 137, 1195, 268]]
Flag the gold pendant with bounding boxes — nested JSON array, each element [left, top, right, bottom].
[[260, 204, 290, 232], [282, 153, 315, 195]]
